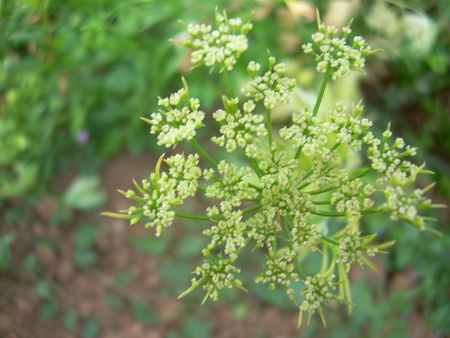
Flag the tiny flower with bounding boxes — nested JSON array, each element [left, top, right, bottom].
[[242, 58, 296, 109], [302, 19, 377, 79], [143, 80, 205, 148], [174, 10, 252, 72], [75, 129, 89, 144]]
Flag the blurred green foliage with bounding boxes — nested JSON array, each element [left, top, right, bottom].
[[0, 0, 273, 198], [1, 0, 449, 337], [358, 0, 450, 196]]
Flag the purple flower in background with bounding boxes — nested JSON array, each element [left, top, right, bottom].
[[75, 129, 89, 144]]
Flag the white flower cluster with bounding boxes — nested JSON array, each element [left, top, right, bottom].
[[165, 153, 202, 199], [258, 152, 312, 218], [203, 209, 247, 259], [329, 102, 372, 151], [211, 98, 267, 155], [122, 173, 178, 237], [192, 256, 243, 301], [242, 58, 296, 109], [246, 211, 280, 250], [302, 22, 373, 79], [363, 127, 417, 182], [179, 11, 252, 72], [105, 11, 442, 325], [335, 229, 363, 272], [300, 274, 336, 318], [291, 218, 321, 252], [118, 154, 202, 237], [205, 160, 259, 210], [258, 152, 321, 250], [261, 176, 314, 218], [255, 251, 300, 302], [147, 83, 205, 147], [381, 185, 430, 229], [331, 177, 375, 216], [280, 102, 371, 159]]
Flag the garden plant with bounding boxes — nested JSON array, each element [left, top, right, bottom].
[[103, 9, 443, 326]]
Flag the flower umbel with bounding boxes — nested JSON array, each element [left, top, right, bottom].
[[142, 78, 205, 148], [174, 10, 253, 72], [103, 10, 443, 327], [302, 12, 379, 80]]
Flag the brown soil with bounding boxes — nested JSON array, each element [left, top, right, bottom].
[[0, 151, 439, 337]]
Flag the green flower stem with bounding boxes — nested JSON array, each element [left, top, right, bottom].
[[235, 236, 253, 257], [311, 210, 345, 217], [249, 157, 263, 178], [305, 167, 374, 196], [175, 212, 212, 221], [350, 168, 374, 181], [294, 144, 304, 160], [178, 274, 210, 299], [242, 203, 262, 214], [312, 200, 332, 205], [307, 187, 334, 195], [266, 107, 273, 149], [295, 65, 332, 159], [281, 216, 307, 280], [190, 138, 218, 168], [312, 65, 332, 118], [311, 208, 381, 217], [221, 70, 235, 98], [175, 204, 262, 221], [320, 235, 339, 246]]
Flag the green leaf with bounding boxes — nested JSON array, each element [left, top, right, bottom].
[[40, 300, 58, 320], [62, 175, 106, 210], [74, 224, 98, 250], [64, 309, 79, 331], [35, 280, 51, 299], [131, 300, 158, 324], [83, 319, 100, 338], [114, 269, 133, 286], [104, 294, 123, 311], [0, 232, 17, 270], [73, 251, 98, 268]]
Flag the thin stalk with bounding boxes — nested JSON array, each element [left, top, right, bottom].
[[295, 65, 332, 159], [320, 235, 339, 246], [311, 210, 345, 217], [312, 200, 332, 205], [302, 168, 374, 195], [266, 107, 273, 149], [242, 203, 262, 214], [349, 168, 374, 180], [221, 70, 235, 98], [307, 186, 334, 195], [311, 208, 381, 217], [190, 138, 218, 169], [281, 217, 307, 280], [235, 236, 253, 257], [175, 204, 262, 222], [312, 65, 332, 118], [294, 145, 303, 160], [175, 212, 212, 221], [249, 157, 263, 178]]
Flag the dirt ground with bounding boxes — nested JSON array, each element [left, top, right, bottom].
[[0, 151, 441, 337]]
